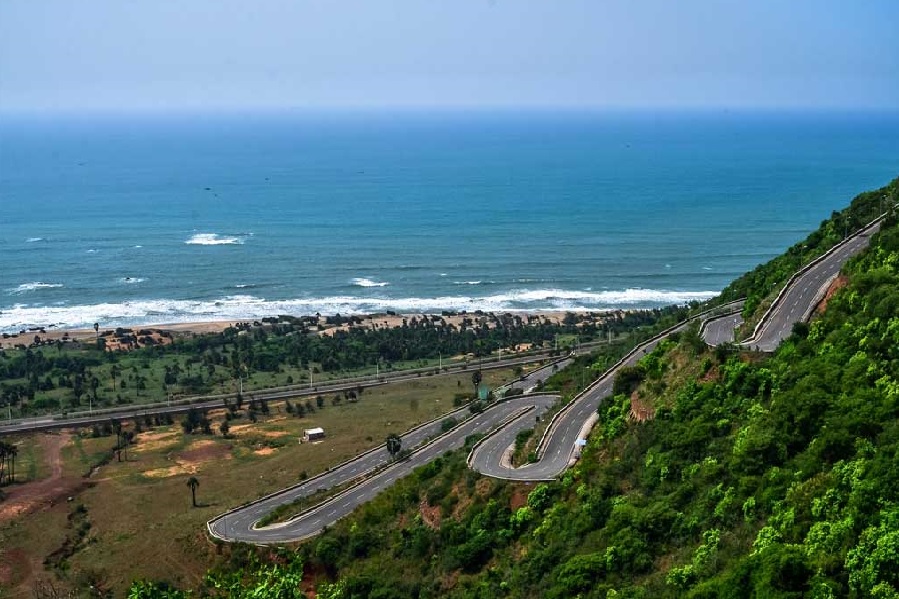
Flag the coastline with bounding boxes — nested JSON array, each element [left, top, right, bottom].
[[0, 310, 617, 351]]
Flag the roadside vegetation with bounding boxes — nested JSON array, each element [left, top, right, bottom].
[[80, 178, 899, 598], [0, 309, 677, 419], [719, 176, 898, 320]]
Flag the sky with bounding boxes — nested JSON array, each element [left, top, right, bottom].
[[1, 1, 898, 113]]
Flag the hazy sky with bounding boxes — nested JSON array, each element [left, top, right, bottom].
[[2, 1, 898, 113]]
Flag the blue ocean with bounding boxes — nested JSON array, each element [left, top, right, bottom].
[[1, 110, 898, 332]]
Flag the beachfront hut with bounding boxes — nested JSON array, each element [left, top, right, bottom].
[[303, 427, 325, 443]]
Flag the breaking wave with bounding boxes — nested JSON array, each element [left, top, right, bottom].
[[185, 233, 245, 246], [8, 282, 64, 294], [352, 277, 389, 288], [0, 288, 720, 332]]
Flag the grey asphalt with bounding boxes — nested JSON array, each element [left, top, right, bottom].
[[203, 220, 886, 543], [208, 324, 688, 543], [0, 352, 556, 436], [207, 395, 560, 543], [701, 312, 744, 346], [470, 323, 688, 481], [744, 219, 881, 352]]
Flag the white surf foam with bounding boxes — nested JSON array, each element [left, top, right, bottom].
[[0, 288, 721, 332], [454, 281, 483, 286], [25, 237, 44, 243], [185, 233, 244, 246], [352, 277, 389, 288], [8, 282, 64, 294], [119, 277, 146, 284]]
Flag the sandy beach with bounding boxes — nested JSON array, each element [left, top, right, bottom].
[[0, 310, 613, 351]]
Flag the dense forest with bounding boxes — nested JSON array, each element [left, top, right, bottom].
[[125, 179, 899, 598]]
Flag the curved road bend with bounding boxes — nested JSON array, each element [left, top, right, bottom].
[[210, 358, 569, 543], [210, 323, 688, 543], [208, 395, 560, 543], [210, 221, 884, 543], [471, 322, 690, 481], [746, 220, 881, 352], [701, 313, 744, 347]]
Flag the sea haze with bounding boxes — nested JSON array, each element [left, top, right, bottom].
[[1, 110, 898, 332]]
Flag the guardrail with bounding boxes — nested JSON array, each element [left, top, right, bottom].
[[744, 213, 886, 345], [0, 350, 560, 434], [465, 406, 538, 473], [206, 402, 476, 542], [531, 299, 745, 465]]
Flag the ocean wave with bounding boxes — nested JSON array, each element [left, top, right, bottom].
[[0, 287, 720, 332], [454, 281, 483, 286], [25, 237, 44, 243], [185, 233, 245, 246], [8, 282, 64, 294], [87, 249, 98, 254], [119, 277, 146, 284], [352, 277, 389, 288]]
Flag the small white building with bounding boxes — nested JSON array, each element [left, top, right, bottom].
[[303, 427, 325, 443]]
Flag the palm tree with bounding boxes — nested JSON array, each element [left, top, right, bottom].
[[0, 441, 8, 485], [187, 476, 200, 507], [471, 369, 482, 397], [8, 444, 16, 483], [0, 441, 15, 485], [110, 364, 121, 393], [385, 433, 402, 461]]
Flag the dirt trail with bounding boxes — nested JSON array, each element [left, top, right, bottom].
[[0, 432, 83, 524]]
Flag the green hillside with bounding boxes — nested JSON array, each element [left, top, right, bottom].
[[130, 179, 899, 599]]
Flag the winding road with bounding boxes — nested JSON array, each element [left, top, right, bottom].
[[702, 216, 883, 349], [208, 323, 686, 543], [208, 216, 888, 544]]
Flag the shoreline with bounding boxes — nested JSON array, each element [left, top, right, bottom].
[[0, 309, 624, 351]]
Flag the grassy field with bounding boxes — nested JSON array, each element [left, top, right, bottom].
[[2, 336, 531, 419], [0, 366, 519, 597]]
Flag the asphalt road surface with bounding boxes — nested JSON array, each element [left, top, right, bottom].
[[208, 323, 688, 543], [701, 312, 744, 346], [209, 219, 888, 543], [746, 219, 881, 352], [0, 352, 556, 436], [700, 219, 882, 350]]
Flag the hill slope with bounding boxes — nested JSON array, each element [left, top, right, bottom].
[[129, 178, 899, 598]]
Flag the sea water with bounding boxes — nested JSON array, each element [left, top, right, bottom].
[[1, 110, 898, 332]]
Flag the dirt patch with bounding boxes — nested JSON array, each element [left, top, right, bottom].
[[133, 430, 178, 453], [816, 274, 849, 314], [419, 499, 442, 530], [0, 432, 87, 525], [509, 485, 530, 511], [253, 447, 277, 456], [142, 439, 232, 479], [178, 439, 232, 464], [143, 464, 196, 478], [474, 477, 493, 497], [629, 391, 655, 423], [0, 547, 31, 587], [699, 365, 720, 383]]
